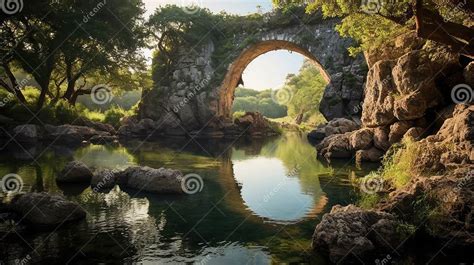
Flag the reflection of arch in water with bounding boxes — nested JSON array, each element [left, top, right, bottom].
[[219, 140, 329, 223]]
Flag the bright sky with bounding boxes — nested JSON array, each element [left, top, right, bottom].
[[142, 0, 304, 90]]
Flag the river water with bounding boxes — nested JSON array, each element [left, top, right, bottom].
[[0, 132, 378, 264]]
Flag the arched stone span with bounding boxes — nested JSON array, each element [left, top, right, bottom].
[[139, 18, 368, 136], [218, 40, 331, 119]]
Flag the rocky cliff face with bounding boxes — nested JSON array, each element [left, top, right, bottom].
[[315, 31, 473, 162]]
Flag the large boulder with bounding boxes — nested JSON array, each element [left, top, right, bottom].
[[116, 166, 184, 194], [372, 126, 391, 151], [13, 124, 40, 143], [312, 205, 405, 263], [57, 161, 93, 183], [361, 59, 398, 127], [364, 31, 426, 68], [317, 132, 353, 159], [362, 44, 459, 128], [349, 128, 373, 150], [388, 121, 413, 144], [308, 118, 359, 143], [391, 46, 458, 121], [91, 169, 117, 190], [9, 192, 86, 226], [356, 147, 384, 163]]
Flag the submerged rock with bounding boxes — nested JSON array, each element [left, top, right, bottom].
[[312, 205, 405, 263], [9, 192, 86, 226], [57, 161, 93, 183], [116, 166, 184, 194]]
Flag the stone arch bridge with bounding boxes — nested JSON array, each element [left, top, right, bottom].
[[138, 18, 367, 137]]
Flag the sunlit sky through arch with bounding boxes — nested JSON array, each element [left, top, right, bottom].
[[142, 0, 305, 90]]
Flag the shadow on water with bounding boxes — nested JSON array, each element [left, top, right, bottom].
[[0, 132, 377, 264]]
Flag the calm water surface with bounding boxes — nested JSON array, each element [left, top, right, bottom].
[[0, 133, 377, 264]]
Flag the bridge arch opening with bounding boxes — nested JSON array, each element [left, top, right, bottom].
[[218, 40, 331, 119]]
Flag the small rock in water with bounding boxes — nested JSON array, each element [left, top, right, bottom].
[[9, 192, 86, 226], [91, 169, 117, 190], [312, 204, 405, 263], [116, 166, 184, 194], [57, 161, 93, 183]]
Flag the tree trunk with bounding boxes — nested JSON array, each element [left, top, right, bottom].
[[295, 111, 304, 125], [2, 62, 26, 103], [36, 83, 48, 110]]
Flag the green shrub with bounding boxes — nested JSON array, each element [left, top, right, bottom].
[[53, 100, 81, 124], [232, 111, 246, 120], [104, 105, 129, 128], [381, 138, 419, 188]]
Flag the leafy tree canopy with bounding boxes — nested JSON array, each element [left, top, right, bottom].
[[0, 0, 148, 109], [273, 0, 473, 57]]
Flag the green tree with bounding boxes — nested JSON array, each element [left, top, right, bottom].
[[284, 60, 327, 124], [274, 0, 473, 58], [232, 88, 288, 118], [0, 0, 147, 109]]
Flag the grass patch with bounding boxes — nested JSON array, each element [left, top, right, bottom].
[[0, 87, 135, 127], [380, 138, 419, 189]]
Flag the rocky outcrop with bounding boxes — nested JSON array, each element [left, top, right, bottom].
[[312, 205, 406, 263], [362, 43, 459, 127], [57, 161, 93, 183], [116, 166, 184, 194], [308, 118, 359, 143], [379, 105, 473, 247], [9, 192, 86, 226], [316, 32, 470, 162], [316, 128, 385, 162], [364, 31, 426, 69], [313, 105, 473, 263]]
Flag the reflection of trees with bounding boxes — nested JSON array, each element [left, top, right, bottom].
[[120, 137, 236, 159], [74, 145, 136, 169], [231, 136, 278, 157]]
